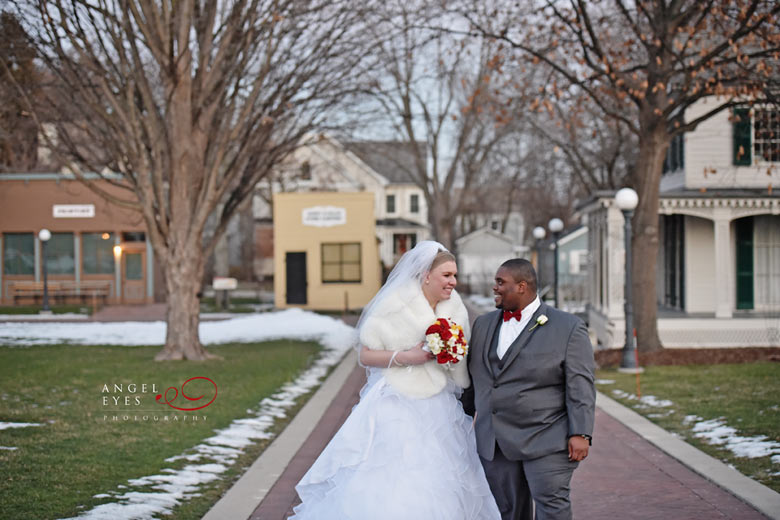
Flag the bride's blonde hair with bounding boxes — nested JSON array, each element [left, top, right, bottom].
[[430, 250, 456, 270]]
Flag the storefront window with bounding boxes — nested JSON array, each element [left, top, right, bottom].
[[46, 233, 75, 274], [3, 233, 34, 275], [322, 243, 361, 283], [82, 232, 115, 274]]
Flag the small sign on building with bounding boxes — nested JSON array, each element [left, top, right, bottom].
[[212, 277, 238, 290], [53, 204, 96, 218], [302, 206, 346, 227]]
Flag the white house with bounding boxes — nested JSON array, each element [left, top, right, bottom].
[[252, 135, 429, 279], [583, 98, 780, 349], [456, 227, 527, 296]]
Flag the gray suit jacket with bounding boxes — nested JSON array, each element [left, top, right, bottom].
[[464, 302, 595, 461]]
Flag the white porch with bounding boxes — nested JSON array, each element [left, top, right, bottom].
[[583, 192, 780, 349]]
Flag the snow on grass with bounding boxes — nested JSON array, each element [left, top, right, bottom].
[[45, 310, 356, 520], [683, 415, 780, 461], [0, 422, 43, 430], [595, 379, 615, 385], [611, 389, 674, 408], [0, 308, 357, 347], [466, 295, 495, 310]]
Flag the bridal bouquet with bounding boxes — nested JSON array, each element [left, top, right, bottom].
[[424, 318, 468, 365]]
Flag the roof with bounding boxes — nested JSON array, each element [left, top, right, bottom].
[[557, 225, 587, 247], [576, 187, 778, 212], [375, 218, 426, 228], [455, 226, 515, 246], [342, 141, 423, 185]]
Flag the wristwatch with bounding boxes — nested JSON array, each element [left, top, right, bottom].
[[573, 434, 592, 445]]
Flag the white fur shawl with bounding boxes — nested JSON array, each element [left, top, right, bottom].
[[359, 282, 471, 399]]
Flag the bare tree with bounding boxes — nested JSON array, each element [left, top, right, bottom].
[[529, 95, 637, 195], [15, 0, 376, 360], [463, 0, 780, 351], [0, 12, 40, 171], [356, 2, 532, 250]]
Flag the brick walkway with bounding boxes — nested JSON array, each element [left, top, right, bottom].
[[252, 364, 768, 520], [90, 303, 168, 321]]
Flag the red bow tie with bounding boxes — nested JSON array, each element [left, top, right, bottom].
[[503, 310, 523, 322]]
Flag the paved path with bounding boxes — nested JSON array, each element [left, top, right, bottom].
[[248, 362, 771, 520]]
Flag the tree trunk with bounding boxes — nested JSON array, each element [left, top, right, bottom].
[[430, 198, 456, 251], [631, 122, 669, 352], [155, 249, 216, 361]]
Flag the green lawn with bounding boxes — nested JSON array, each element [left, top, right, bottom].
[[597, 362, 780, 492], [0, 304, 90, 315], [0, 340, 322, 520]]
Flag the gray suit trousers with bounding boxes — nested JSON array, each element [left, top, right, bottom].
[[481, 444, 578, 520]]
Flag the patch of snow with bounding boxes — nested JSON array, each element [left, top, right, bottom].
[[595, 379, 615, 385], [689, 417, 780, 460], [639, 395, 674, 408], [466, 295, 495, 311], [0, 422, 42, 430], [610, 390, 673, 408], [647, 410, 675, 418], [0, 446, 18, 450], [57, 310, 355, 520], [0, 308, 357, 347]]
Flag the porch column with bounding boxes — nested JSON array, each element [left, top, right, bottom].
[[713, 210, 733, 318]]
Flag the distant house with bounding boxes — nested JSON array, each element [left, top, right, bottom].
[[582, 98, 780, 349], [253, 135, 429, 282], [456, 227, 527, 296], [554, 225, 588, 313]]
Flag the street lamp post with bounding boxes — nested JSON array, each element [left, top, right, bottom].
[[38, 229, 52, 313], [615, 188, 642, 373], [548, 218, 563, 308], [532, 226, 546, 297]]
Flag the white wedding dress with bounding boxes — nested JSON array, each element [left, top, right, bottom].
[[290, 369, 501, 520]]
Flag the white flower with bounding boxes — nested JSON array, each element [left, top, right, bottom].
[[529, 315, 549, 332]]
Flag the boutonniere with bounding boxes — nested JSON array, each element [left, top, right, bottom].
[[528, 315, 548, 332]]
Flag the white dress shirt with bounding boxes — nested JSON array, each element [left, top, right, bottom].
[[497, 296, 541, 359]]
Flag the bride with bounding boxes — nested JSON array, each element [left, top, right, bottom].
[[290, 241, 500, 520]]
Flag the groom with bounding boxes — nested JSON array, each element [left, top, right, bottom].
[[463, 258, 595, 520]]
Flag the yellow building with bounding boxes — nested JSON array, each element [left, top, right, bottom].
[[273, 192, 381, 310]]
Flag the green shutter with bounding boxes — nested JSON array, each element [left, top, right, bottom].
[[732, 108, 752, 166], [735, 218, 753, 310]]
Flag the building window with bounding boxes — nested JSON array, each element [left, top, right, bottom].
[[393, 233, 417, 255], [300, 161, 312, 180], [3, 233, 34, 275], [82, 232, 115, 274], [122, 231, 146, 242], [46, 233, 75, 275], [733, 108, 752, 165], [410, 194, 419, 213], [322, 243, 361, 283], [733, 107, 780, 165], [663, 133, 685, 173], [754, 109, 780, 162], [568, 250, 588, 274], [386, 194, 396, 214]]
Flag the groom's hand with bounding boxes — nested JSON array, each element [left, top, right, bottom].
[[568, 436, 589, 462]]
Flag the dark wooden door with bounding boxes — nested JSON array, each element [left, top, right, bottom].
[[286, 252, 307, 305], [735, 218, 754, 310]]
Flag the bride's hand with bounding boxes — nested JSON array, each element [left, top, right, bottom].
[[397, 342, 435, 366]]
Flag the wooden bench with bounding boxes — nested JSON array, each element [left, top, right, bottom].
[[58, 281, 111, 305], [11, 282, 62, 304], [11, 281, 110, 306]]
